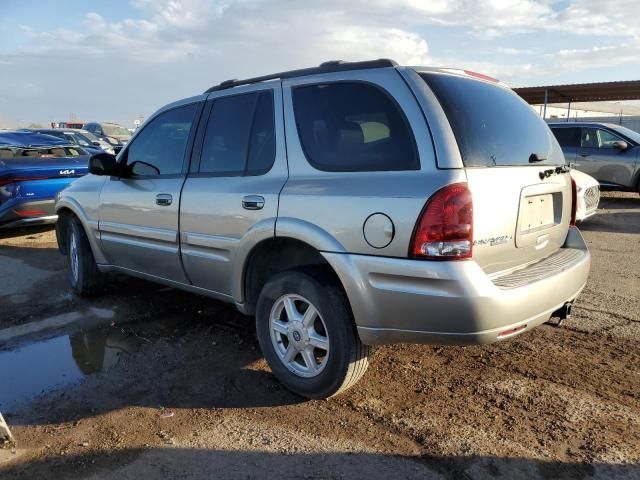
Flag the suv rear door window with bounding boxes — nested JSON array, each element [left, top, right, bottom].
[[551, 127, 579, 148], [292, 82, 418, 172], [420, 72, 559, 167], [199, 91, 276, 176]]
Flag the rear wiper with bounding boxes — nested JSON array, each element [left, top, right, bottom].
[[529, 153, 547, 163]]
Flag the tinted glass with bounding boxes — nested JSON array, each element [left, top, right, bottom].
[[247, 91, 276, 175], [421, 73, 560, 166], [551, 127, 579, 147], [580, 128, 598, 148], [200, 93, 256, 174], [126, 104, 197, 175], [293, 82, 418, 171]]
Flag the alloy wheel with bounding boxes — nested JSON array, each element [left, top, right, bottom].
[[269, 293, 330, 378]]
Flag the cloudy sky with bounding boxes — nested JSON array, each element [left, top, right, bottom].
[[1, 0, 638, 127]]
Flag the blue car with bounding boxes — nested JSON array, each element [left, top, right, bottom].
[[0, 132, 89, 229]]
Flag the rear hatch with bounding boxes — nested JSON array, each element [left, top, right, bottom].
[[419, 71, 571, 274]]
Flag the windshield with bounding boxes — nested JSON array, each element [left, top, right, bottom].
[[103, 124, 130, 137], [66, 132, 92, 146], [610, 125, 640, 145], [420, 72, 563, 167], [78, 130, 100, 142]]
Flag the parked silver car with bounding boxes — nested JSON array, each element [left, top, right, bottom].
[[549, 122, 640, 193], [55, 59, 590, 398]]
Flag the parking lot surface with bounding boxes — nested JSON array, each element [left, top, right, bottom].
[[0, 192, 638, 479]]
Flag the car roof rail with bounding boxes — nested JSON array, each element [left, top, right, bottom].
[[204, 58, 398, 93]]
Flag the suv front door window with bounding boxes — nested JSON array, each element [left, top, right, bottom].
[[98, 103, 200, 280]]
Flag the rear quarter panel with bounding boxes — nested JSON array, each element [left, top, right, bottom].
[[279, 67, 465, 257]]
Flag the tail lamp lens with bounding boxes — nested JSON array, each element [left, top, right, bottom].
[[410, 183, 473, 260]]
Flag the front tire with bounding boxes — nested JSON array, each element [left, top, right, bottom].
[[67, 217, 103, 297], [256, 270, 371, 399]]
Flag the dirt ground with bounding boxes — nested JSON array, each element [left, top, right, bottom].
[[0, 191, 638, 479]]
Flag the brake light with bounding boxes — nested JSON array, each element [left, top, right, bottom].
[[570, 177, 577, 226], [410, 183, 473, 260], [14, 210, 46, 216], [0, 176, 50, 187], [463, 70, 499, 83]]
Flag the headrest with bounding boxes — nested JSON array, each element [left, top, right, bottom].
[[50, 148, 66, 157]]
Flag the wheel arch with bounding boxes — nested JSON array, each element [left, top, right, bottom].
[[238, 234, 348, 316], [54, 199, 107, 264]]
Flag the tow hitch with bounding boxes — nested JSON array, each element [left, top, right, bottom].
[[548, 302, 572, 327]]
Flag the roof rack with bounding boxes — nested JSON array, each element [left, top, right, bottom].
[[204, 59, 398, 93]]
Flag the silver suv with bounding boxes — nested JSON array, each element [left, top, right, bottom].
[[549, 122, 640, 193], [55, 59, 591, 398]]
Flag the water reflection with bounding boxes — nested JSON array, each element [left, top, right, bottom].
[[0, 327, 137, 412]]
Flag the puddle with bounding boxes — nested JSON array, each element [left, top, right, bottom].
[[0, 327, 138, 413]]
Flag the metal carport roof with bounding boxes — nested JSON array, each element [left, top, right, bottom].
[[514, 80, 640, 104]]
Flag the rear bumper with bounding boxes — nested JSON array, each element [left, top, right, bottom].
[[0, 199, 57, 229], [323, 227, 590, 346]]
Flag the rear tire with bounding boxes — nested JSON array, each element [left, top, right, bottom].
[[256, 270, 371, 399], [67, 216, 103, 297]]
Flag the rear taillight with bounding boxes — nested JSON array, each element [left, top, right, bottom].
[[463, 70, 499, 83], [570, 177, 577, 226], [0, 176, 49, 187], [14, 210, 46, 216], [410, 183, 473, 260]]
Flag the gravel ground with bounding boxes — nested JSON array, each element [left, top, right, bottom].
[[0, 191, 638, 479]]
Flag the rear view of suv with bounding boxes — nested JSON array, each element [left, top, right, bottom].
[[55, 59, 590, 398]]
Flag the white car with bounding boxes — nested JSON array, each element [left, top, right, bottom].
[[571, 169, 600, 221]]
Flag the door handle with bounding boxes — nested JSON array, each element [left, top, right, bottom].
[[579, 154, 590, 158], [156, 193, 173, 206], [242, 195, 265, 210]]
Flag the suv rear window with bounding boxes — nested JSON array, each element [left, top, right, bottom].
[[420, 73, 560, 167], [293, 82, 418, 172]]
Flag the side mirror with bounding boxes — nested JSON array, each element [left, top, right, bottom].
[[613, 140, 628, 151], [89, 153, 121, 176], [92, 141, 101, 146]]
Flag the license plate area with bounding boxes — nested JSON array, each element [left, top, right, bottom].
[[519, 193, 555, 234]]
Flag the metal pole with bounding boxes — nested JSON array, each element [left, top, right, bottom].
[[566, 100, 571, 122], [542, 89, 548, 119]]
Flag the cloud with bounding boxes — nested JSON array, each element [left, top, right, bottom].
[[1, 0, 639, 125]]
